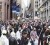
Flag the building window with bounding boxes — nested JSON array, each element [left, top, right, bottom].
[[39, 0, 40, 1], [7, 5, 9, 20], [35, 1, 38, 3], [35, 5, 38, 7]]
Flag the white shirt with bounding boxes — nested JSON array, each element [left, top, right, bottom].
[[0, 37, 3, 45], [34, 39, 38, 45], [1, 35, 9, 45], [27, 40, 31, 45], [16, 31, 22, 40]]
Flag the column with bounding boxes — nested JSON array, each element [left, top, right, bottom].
[[22, 8, 25, 18], [48, 1, 50, 20], [40, 11, 41, 19], [34, 0, 35, 17], [46, 2, 48, 21], [2, 2, 5, 21]]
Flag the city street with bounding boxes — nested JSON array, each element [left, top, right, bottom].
[[0, 0, 50, 45]]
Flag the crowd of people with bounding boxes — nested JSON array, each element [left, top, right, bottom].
[[0, 19, 50, 45]]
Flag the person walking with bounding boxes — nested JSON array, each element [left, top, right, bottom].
[[30, 27, 38, 45], [1, 30, 9, 45]]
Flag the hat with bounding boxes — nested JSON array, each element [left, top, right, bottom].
[[2, 30, 7, 34]]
